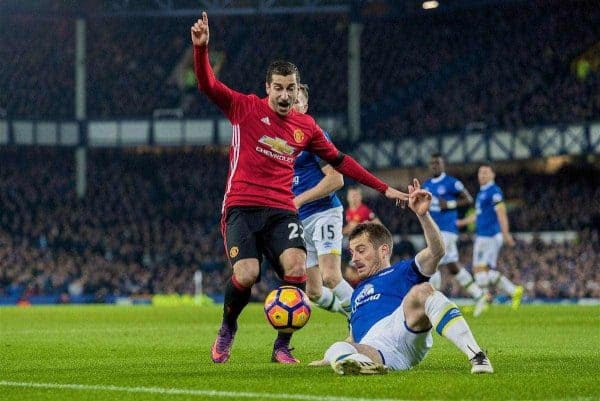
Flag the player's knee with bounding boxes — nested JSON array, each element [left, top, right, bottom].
[[284, 262, 306, 278], [407, 283, 435, 308], [232, 260, 260, 287], [280, 248, 307, 277], [321, 270, 342, 289], [233, 270, 258, 287]]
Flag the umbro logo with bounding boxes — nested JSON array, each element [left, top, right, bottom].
[[261, 117, 270, 125]]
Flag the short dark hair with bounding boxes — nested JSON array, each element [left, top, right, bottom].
[[348, 222, 394, 254], [298, 83, 309, 100], [266, 60, 300, 84], [480, 160, 494, 170], [430, 152, 443, 159]]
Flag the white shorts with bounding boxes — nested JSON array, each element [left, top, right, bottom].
[[439, 231, 459, 265], [473, 233, 503, 269], [302, 206, 343, 268], [359, 301, 433, 371]]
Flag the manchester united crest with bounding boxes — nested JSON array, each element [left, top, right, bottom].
[[293, 129, 305, 143]]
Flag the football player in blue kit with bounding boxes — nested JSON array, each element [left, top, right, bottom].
[[457, 163, 523, 311], [309, 179, 493, 375], [292, 84, 354, 315], [423, 153, 487, 317]]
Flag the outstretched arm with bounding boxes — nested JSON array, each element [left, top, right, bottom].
[[294, 165, 344, 209], [191, 12, 236, 114], [409, 179, 445, 276], [309, 127, 408, 202]]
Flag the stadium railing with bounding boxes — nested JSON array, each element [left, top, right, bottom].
[[1, 118, 598, 169]]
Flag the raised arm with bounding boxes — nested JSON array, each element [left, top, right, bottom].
[[294, 164, 344, 209], [191, 12, 236, 114], [409, 179, 445, 276], [309, 126, 408, 202]]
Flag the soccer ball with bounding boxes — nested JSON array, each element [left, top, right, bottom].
[[264, 286, 311, 333]]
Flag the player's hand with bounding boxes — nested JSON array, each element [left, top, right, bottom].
[[408, 178, 432, 216], [438, 198, 448, 210], [456, 218, 466, 228], [503, 233, 516, 247], [191, 12, 209, 46], [308, 359, 329, 367], [385, 187, 409, 208], [293, 196, 302, 210]]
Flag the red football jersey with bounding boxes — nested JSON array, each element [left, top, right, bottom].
[[194, 46, 387, 213], [345, 203, 376, 224]]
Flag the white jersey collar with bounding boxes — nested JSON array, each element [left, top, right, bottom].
[[431, 172, 447, 184]]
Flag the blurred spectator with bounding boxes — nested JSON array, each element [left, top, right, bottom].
[[0, 148, 598, 302], [2, 1, 597, 137]]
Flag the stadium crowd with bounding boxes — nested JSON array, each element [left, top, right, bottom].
[[2, 0, 598, 139], [0, 149, 598, 303], [362, 0, 600, 138]]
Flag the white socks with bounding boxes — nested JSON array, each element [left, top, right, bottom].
[[488, 270, 517, 296], [429, 268, 482, 299], [333, 280, 354, 315], [324, 341, 359, 363], [425, 291, 482, 360], [316, 287, 340, 312], [455, 268, 484, 299], [429, 271, 442, 290]]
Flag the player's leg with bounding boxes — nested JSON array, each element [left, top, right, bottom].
[[265, 210, 308, 364], [404, 283, 493, 373], [303, 213, 343, 313], [212, 208, 261, 363], [318, 254, 352, 316], [487, 234, 523, 309], [315, 209, 353, 316], [312, 341, 387, 375], [307, 260, 346, 314], [271, 247, 307, 363], [428, 268, 443, 290], [303, 214, 326, 302], [443, 232, 484, 300], [472, 236, 492, 317]]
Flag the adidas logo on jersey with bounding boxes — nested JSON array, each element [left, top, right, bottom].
[[261, 117, 270, 125]]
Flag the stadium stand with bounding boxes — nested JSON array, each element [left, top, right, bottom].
[[362, 0, 600, 138], [2, 1, 597, 137], [0, 149, 597, 302], [0, 16, 74, 119]]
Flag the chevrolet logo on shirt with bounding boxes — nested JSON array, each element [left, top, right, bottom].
[[258, 136, 296, 155]]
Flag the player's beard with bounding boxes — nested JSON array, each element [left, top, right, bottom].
[[372, 256, 384, 274]]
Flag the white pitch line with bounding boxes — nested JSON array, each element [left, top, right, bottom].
[[0, 381, 413, 401], [0, 381, 596, 401]]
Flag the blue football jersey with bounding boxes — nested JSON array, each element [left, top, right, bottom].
[[423, 173, 465, 234], [292, 131, 342, 221], [350, 259, 429, 342], [475, 182, 504, 236]]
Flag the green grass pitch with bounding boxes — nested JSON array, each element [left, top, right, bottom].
[[1, 304, 599, 401]]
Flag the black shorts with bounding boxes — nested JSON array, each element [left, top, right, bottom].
[[223, 206, 306, 278]]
